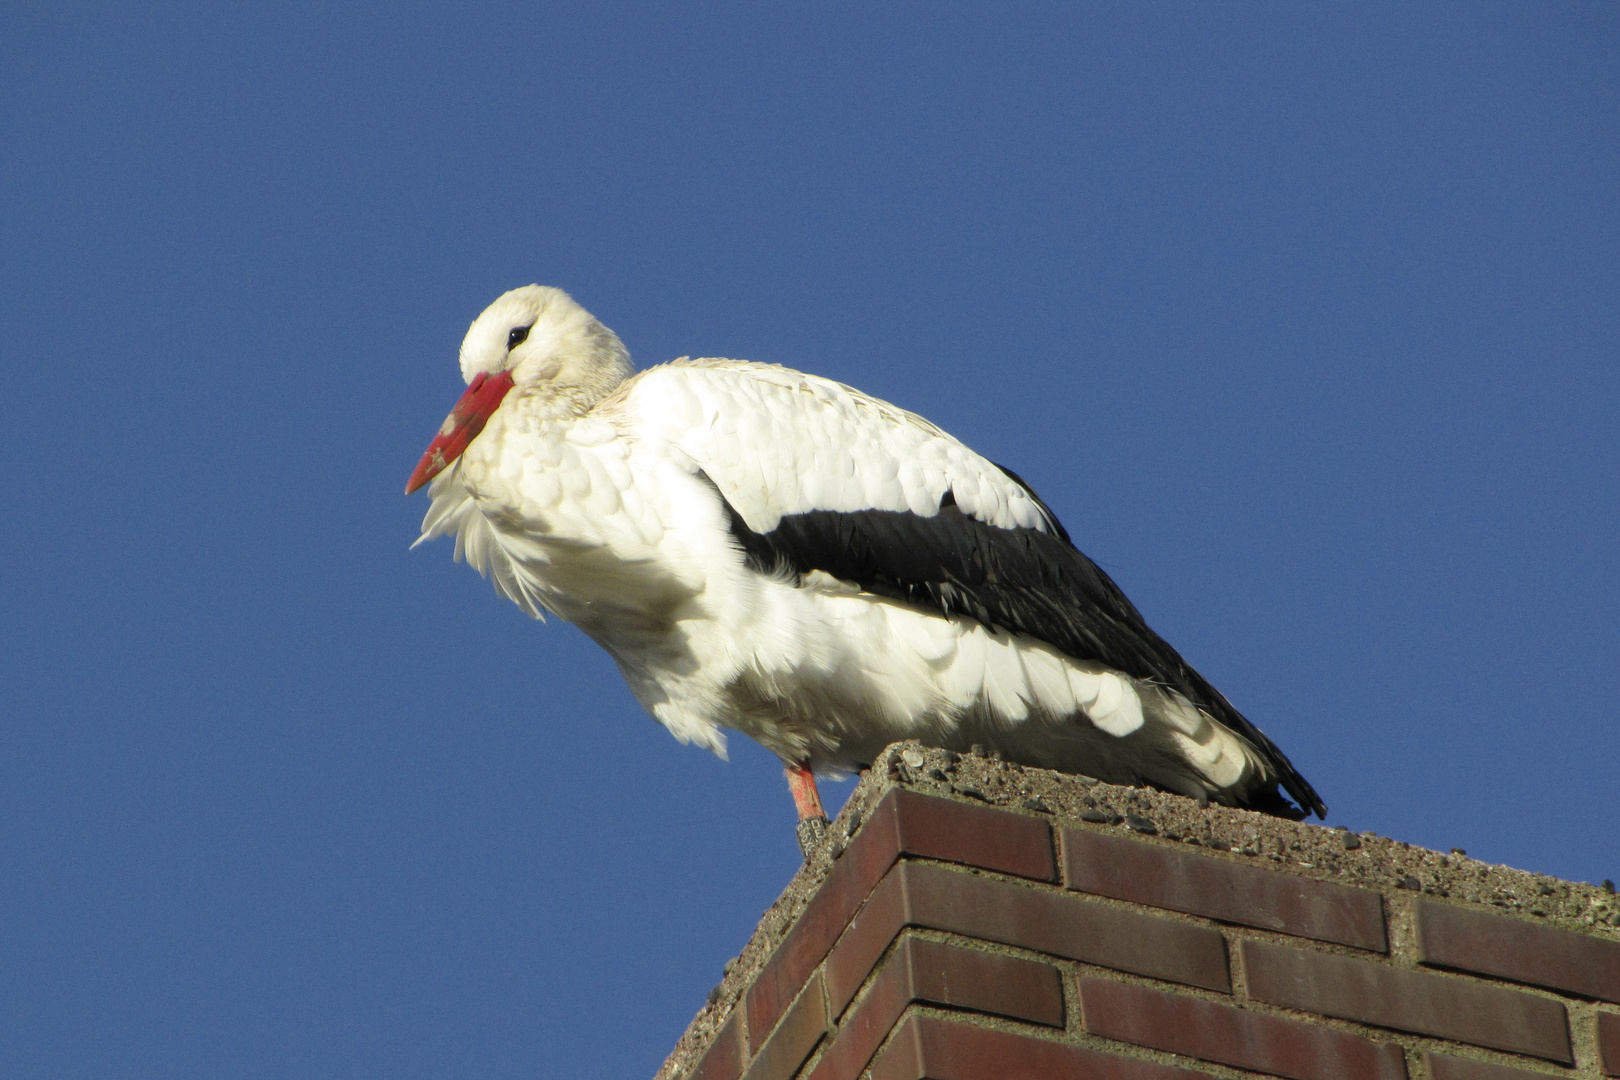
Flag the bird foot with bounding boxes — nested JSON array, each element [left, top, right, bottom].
[[795, 814, 829, 859], [785, 761, 829, 859]]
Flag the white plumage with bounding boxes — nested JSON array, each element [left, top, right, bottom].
[[409, 286, 1322, 827]]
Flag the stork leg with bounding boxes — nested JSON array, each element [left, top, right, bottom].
[[785, 762, 829, 859]]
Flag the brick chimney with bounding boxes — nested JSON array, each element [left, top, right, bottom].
[[656, 743, 1620, 1080]]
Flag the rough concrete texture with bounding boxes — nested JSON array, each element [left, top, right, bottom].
[[655, 742, 1619, 1080]]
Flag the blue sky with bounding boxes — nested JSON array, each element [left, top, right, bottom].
[[3, 3, 1616, 1077]]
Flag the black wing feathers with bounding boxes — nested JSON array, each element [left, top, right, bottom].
[[701, 469, 1324, 819]]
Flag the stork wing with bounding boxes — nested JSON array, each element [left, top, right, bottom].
[[616, 360, 1321, 817], [615, 358, 1058, 533]]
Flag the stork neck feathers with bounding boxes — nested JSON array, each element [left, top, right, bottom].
[[459, 284, 632, 419]]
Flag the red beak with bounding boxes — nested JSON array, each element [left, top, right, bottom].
[[405, 370, 516, 494]]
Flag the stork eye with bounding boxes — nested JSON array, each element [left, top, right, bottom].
[[507, 324, 533, 349]]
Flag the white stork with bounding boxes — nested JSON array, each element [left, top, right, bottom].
[[407, 286, 1324, 853]]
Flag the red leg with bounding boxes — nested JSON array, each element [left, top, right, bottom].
[[785, 762, 829, 858], [785, 762, 825, 820]]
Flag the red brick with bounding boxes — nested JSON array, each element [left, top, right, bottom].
[[741, 974, 829, 1080], [689, 1013, 743, 1080], [808, 937, 912, 1080], [1240, 939, 1571, 1064], [1063, 827, 1387, 952], [905, 937, 1065, 1028], [745, 794, 903, 1048], [745, 788, 1053, 1048], [1599, 1011, 1620, 1078], [824, 860, 1230, 1018], [888, 789, 1056, 881], [807, 937, 1063, 1080], [824, 859, 915, 1016], [1078, 977, 1407, 1080], [1422, 1051, 1559, 1080], [870, 1013, 1215, 1080], [1415, 898, 1620, 1003]]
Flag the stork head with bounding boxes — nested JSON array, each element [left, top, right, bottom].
[[406, 285, 632, 494], [457, 285, 631, 393]]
